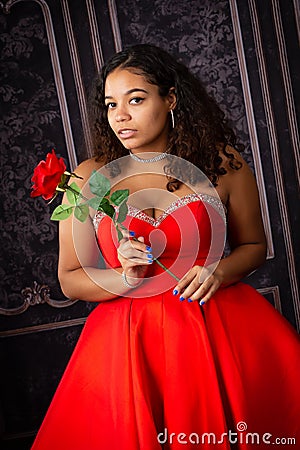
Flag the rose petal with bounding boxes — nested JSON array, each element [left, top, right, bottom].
[[31, 150, 67, 200]]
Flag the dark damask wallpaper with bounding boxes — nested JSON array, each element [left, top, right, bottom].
[[0, 0, 299, 449], [0, 9, 63, 310]]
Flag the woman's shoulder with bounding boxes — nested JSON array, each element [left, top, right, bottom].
[[69, 157, 106, 191], [218, 145, 245, 171], [216, 145, 256, 203], [74, 156, 106, 180], [217, 145, 256, 181]]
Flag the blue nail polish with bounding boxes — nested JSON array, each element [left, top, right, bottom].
[[129, 231, 135, 236], [200, 300, 205, 306], [146, 246, 152, 252], [188, 298, 193, 303], [179, 296, 185, 301], [147, 260, 153, 264], [147, 253, 153, 258], [173, 289, 178, 295]]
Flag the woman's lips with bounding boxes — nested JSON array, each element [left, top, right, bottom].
[[118, 129, 137, 139]]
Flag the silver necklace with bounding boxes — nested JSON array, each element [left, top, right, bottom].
[[129, 150, 168, 163]]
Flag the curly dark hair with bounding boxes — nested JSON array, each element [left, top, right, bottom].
[[89, 44, 242, 189]]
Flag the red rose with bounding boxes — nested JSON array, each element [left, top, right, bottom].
[[31, 149, 66, 200]]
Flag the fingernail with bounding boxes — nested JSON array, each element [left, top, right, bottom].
[[179, 296, 185, 301], [129, 231, 135, 236], [146, 246, 152, 251], [188, 298, 193, 303], [173, 289, 178, 295], [200, 300, 205, 306], [147, 259, 153, 264], [147, 253, 153, 259]]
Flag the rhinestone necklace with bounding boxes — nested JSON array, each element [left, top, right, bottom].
[[129, 150, 168, 163]]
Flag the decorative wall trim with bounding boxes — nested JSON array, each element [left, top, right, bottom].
[[0, 284, 282, 335], [0, 316, 86, 337], [86, 0, 104, 73], [293, 0, 300, 46], [248, 0, 300, 331], [1, 430, 36, 442], [108, 0, 122, 52], [0, 281, 78, 316], [61, 0, 93, 158], [271, 0, 300, 185], [229, 0, 274, 260], [1, 0, 78, 171], [258, 285, 282, 313]]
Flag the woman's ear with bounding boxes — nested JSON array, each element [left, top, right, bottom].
[[167, 87, 177, 110]]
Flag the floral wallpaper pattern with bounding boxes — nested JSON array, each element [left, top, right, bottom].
[[0, 11, 64, 312]]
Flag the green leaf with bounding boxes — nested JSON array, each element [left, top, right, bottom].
[[110, 189, 129, 206], [51, 204, 74, 221], [116, 225, 124, 242], [88, 197, 102, 210], [89, 197, 117, 212], [66, 182, 81, 205], [74, 204, 89, 222], [100, 200, 115, 218], [89, 170, 111, 198], [99, 198, 110, 208], [117, 202, 128, 224]]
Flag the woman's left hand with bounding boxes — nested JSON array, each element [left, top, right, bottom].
[[173, 265, 224, 305]]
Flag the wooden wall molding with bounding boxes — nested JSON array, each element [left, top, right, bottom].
[[86, 0, 104, 73], [61, 0, 94, 157], [258, 285, 282, 314], [271, 0, 300, 185], [248, 0, 300, 330], [0, 281, 77, 316], [108, 0, 122, 51], [0, 316, 85, 337], [229, 0, 274, 259]]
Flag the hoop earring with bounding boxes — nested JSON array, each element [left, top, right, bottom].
[[170, 109, 175, 129]]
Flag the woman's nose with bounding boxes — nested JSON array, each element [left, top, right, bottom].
[[115, 107, 131, 122]]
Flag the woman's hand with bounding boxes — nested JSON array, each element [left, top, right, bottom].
[[173, 265, 224, 305], [117, 233, 153, 286]]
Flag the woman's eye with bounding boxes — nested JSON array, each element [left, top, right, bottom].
[[106, 102, 116, 109], [129, 97, 144, 105]]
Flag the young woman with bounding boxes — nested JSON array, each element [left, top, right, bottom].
[[32, 44, 299, 449]]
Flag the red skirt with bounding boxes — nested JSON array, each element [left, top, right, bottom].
[[31, 283, 300, 449]]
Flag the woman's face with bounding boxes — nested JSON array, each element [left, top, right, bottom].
[[104, 68, 175, 153]]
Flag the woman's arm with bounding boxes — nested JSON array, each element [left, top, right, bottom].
[[57, 158, 151, 302], [57, 158, 122, 301], [216, 151, 267, 283], [174, 149, 267, 303]]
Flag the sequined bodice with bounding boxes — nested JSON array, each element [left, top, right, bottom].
[[93, 193, 226, 287], [93, 193, 226, 231]]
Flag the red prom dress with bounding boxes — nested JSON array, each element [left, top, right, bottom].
[[31, 194, 300, 449]]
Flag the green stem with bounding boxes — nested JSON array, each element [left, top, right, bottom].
[[130, 235, 179, 282], [64, 170, 83, 180], [65, 185, 89, 202], [153, 258, 180, 282]]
